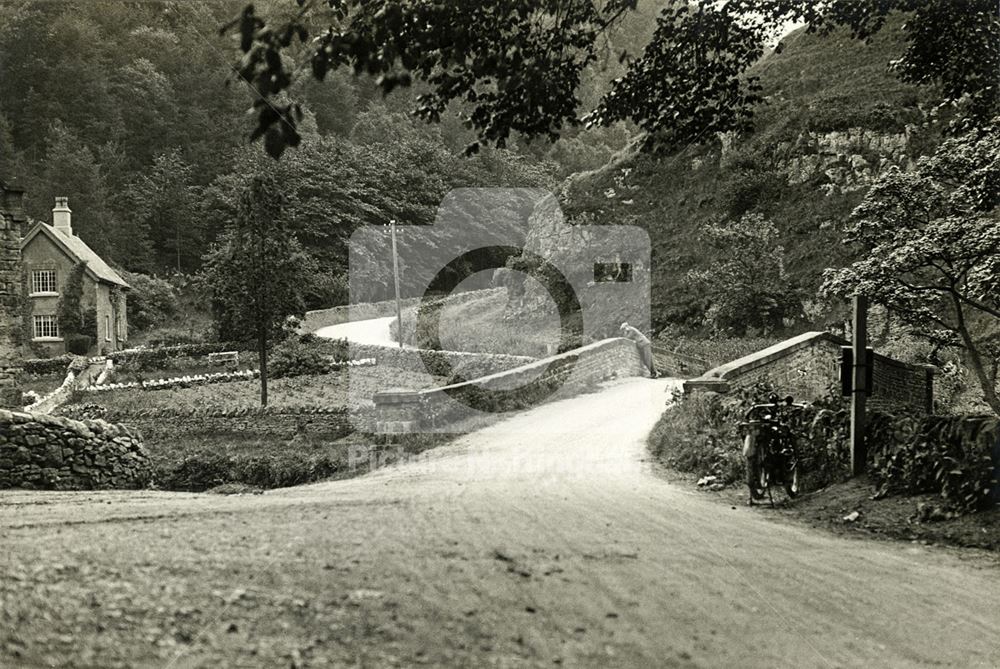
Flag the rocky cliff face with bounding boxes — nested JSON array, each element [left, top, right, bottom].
[[526, 19, 939, 331], [770, 127, 913, 195]]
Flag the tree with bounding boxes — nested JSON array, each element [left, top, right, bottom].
[[123, 151, 203, 273], [686, 214, 801, 335], [822, 123, 1000, 415], [200, 175, 317, 406], [33, 122, 119, 259], [225, 0, 1000, 158]]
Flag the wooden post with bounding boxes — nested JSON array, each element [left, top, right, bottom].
[[851, 294, 868, 475], [390, 220, 403, 349]]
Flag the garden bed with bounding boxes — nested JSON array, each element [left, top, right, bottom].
[[62, 365, 446, 413]]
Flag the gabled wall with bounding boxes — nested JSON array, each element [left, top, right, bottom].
[[21, 233, 127, 356]]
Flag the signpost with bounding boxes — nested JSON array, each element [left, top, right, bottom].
[[850, 295, 869, 475], [390, 219, 403, 349]]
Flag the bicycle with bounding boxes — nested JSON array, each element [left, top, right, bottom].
[[739, 394, 806, 507]]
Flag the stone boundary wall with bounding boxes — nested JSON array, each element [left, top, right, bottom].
[[349, 342, 537, 379], [0, 409, 151, 490], [869, 354, 934, 415], [72, 406, 356, 442], [373, 337, 645, 433], [25, 370, 77, 414], [683, 331, 933, 414]]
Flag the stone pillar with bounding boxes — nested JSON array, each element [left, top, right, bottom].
[[0, 182, 26, 408]]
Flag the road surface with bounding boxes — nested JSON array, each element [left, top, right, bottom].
[[315, 316, 415, 349], [1, 378, 998, 667]]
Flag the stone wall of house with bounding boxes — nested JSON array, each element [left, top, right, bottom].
[[683, 332, 933, 414], [0, 185, 25, 407], [373, 337, 646, 433], [0, 408, 151, 489], [62, 405, 356, 442]]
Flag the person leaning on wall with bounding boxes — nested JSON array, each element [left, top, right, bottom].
[[619, 322, 659, 378]]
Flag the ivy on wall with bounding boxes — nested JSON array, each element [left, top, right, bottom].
[[56, 262, 96, 354], [109, 285, 125, 346], [56, 262, 87, 336]]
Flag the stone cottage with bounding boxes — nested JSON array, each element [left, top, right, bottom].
[[20, 198, 129, 356]]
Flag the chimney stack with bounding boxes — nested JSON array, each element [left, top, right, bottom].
[[53, 197, 72, 236]]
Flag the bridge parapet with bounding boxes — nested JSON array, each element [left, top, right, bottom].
[[372, 337, 646, 433], [682, 331, 933, 414]]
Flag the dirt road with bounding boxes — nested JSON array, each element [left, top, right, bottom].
[[1, 378, 998, 667]]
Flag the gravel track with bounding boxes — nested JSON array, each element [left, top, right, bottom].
[[1, 377, 998, 667]]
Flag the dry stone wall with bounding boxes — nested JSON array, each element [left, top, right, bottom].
[[65, 405, 356, 442], [0, 409, 151, 489]]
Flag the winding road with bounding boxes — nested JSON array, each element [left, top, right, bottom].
[[1, 377, 998, 667], [315, 316, 415, 349]]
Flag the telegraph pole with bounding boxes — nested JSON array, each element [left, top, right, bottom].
[[390, 219, 403, 349], [851, 294, 869, 475]]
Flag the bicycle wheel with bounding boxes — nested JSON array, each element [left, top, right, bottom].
[[746, 452, 764, 501], [783, 456, 799, 498]]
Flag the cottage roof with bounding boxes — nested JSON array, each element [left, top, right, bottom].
[[20, 222, 130, 289]]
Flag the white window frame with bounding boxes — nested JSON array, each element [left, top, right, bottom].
[[32, 315, 60, 340], [105, 314, 111, 341], [30, 269, 58, 295]]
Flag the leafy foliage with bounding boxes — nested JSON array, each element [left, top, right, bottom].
[[686, 214, 801, 335], [648, 381, 852, 491], [55, 262, 89, 341], [199, 174, 318, 405], [269, 334, 337, 378], [119, 271, 180, 333], [822, 122, 1000, 415], [868, 413, 1000, 515], [226, 0, 1000, 157]]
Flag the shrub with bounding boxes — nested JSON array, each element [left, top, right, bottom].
[[270, 334, 335, 378], [108, 341, 255, 372], [22, 355, 73, 376], [868, 414, 999, 514], [120, 271, 180, 332], [151, 446, 345, 491], [648, 381, 852, 490], [145, 328, 207, 347], [65, 334, 93, 356]]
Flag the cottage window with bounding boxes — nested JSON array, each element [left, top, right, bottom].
[[32, 315, 59, 339], [30, 269, 57, 294], [105, 314, 111, 341]]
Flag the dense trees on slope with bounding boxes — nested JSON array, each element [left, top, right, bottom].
[[0, 0, 575, 280]]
